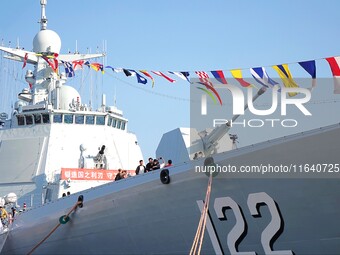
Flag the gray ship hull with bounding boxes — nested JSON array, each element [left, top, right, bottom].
[[2, 123, 340, 255]]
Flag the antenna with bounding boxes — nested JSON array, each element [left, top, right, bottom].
[[114, 86, 117, 107], [105, 40, 107, 66], [102, 40, 105, 66], [40, 0, 48, 30]]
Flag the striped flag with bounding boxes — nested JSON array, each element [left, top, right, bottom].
[[105, 66, 115, 72], [168, 71, 191, 83], [151, 71, 176, 83], [272, 64, 299, 97], [230, 69, 252, 87], [211, 70, 227, 84], [22, 53, 28, 69], [250, 67, 278, 88], [42, 54, 58, 73], [181, 72, 191, 83], [123, 69, 132, 77], [106, 66, 124, 73], [72, 60, 85, 71], [195, 71, 222, 105], [128, 70, 148, 84], [90, 63, 104, 73], [325, 56, 340, 94], [195, 71, 213, 86], [140, 70, 155, 87]]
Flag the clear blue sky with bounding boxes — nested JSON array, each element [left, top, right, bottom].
[[1, 0, 340, 160]]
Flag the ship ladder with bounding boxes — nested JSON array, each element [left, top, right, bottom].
[[27, 196, 83, 255], [189, 172, 213, 255]]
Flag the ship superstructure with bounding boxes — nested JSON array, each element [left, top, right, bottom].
[[0, 1, 340, 255], [0, 0, 142, 208]]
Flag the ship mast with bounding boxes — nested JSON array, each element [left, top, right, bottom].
[[39, 0, 48, 30]]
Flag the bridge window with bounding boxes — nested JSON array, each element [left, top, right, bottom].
[[42, 114, 50, 124], [96, 116, 105, 125], [75, 115, 84, 124], [112, 119, 117, 128], [64, 114, 74, 124], [34, 114, 42, 124], [17, 115, 25, 126], [121, 121, 126, 130], [116, 120, 121, 129], [53, 114, 62, 123], [107, 117, 113, 127], [25, 115, 33, 125], [85, 115, 95, 125]]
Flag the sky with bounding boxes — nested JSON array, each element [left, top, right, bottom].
[[1, 0, 340, 160]]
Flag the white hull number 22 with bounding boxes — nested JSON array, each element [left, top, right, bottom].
[[197, 192, 294, 255]]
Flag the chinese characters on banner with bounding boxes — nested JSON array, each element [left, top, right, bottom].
[[61, 168, 135, 181]]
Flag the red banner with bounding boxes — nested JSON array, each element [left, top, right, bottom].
[[61, 168, 135, 181]]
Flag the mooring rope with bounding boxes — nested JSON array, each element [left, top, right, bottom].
[[189, 173, 213, 255], [27, 200, 82, 255]]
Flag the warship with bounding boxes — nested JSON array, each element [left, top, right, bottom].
[[0, 1, 340, 254]]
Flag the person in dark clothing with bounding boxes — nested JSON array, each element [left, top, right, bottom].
[[152, 159, 160, 170], [135, 160, 145, 175], [121, 170, 127, 179], [145, 158, 153, 172], [115, 169, 122, 181], [11, 207, 16, 218]]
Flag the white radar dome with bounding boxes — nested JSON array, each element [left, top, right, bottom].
[[4, 193, 17, 204], [33, 29, 61, 53], [59, 85, 81, 110]]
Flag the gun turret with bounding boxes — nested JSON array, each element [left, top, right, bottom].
[[201, 86, 267, 156]]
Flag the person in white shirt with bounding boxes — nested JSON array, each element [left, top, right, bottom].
[[135, 160, 145, 175]]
